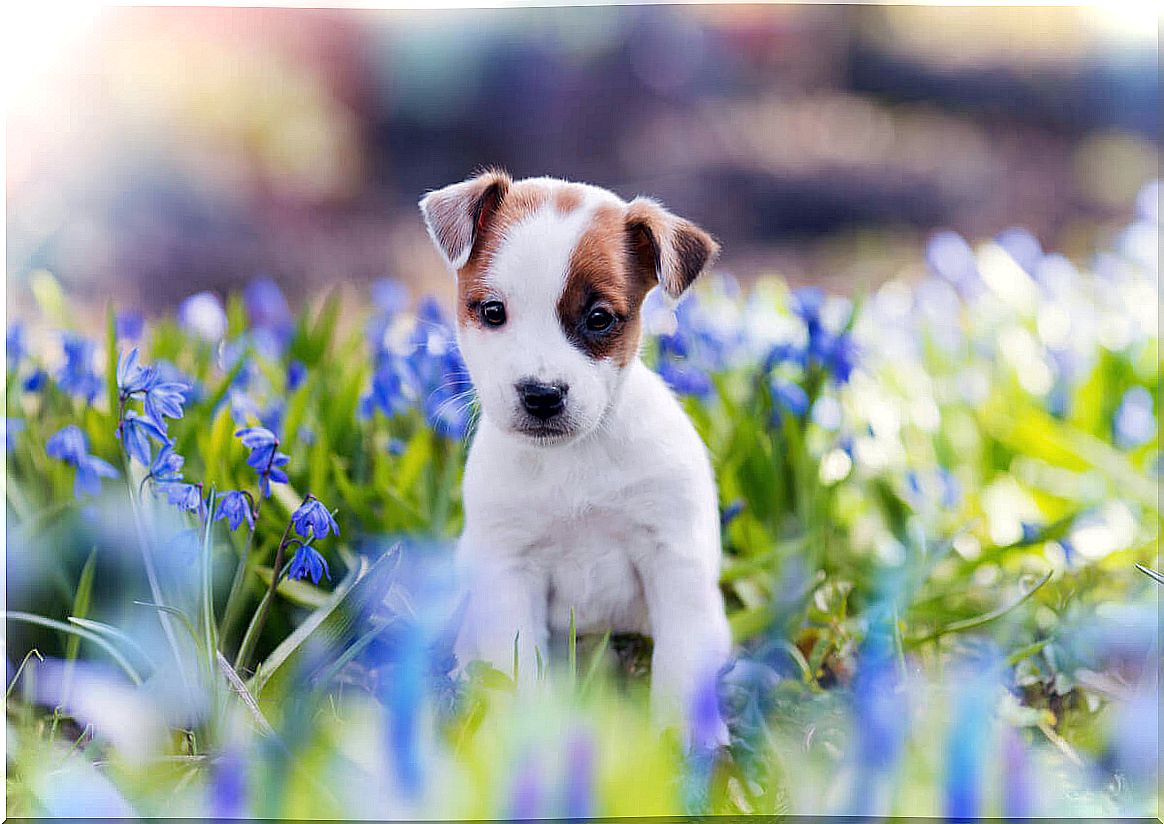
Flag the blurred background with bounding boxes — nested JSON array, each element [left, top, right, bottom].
[[5, 4, 1159, 316]]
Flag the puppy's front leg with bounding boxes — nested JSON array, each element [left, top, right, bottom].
[[639, 546, 731, 746], [456, 554, 548, 688]]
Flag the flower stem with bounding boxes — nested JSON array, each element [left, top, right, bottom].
[[233, 513, 296, 674], [218, 493, 261, 655], [123, 453, 192, 690]]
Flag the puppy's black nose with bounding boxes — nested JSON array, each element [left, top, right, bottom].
[[517, 380, 567, 420]]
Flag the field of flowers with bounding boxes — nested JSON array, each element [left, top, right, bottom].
[[4, 183, 1160, 819]]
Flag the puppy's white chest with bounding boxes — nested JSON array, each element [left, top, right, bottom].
[[537, 508, 651, 636]]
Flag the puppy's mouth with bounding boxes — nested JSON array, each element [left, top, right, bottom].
[[511, 416, 578, 444]]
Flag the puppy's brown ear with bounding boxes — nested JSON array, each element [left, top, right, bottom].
[[625, 197, 720, 299], [419, 169, 512, 271]]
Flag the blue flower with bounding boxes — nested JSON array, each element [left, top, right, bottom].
[[286, 360, 306, 391], [74, 455, 119, 499], [943, 657, 998, 820], [46, 425, 89, 464], [995, 227, 1043, 275], [115, 310, 144, 342], [178, 291, 227, 342], [57, 334, 101, 400], [819, 331, 857, 384], [235, 427, 290, 498], [1113, 386, 1156, 450], [118, 411, 169, 467], [770, 379, 808, 419], [22, 369, 47, 392], [46, 426, 119, 498], [116, 348, 158, 397], [791, 286, 826, 334], [926, 230, 980, 295], [5, 417, 25, 452], [373, 278, 409, 315], [6, 323, 25, 367], [244, 279, 293, 355], [361, 358, 409, 420], [291, 497, 339, 541], [720, 499, 745, 528], [215, 490, 255, 532], [285, 542, 330, 584], [148, 443, 184, 484], [160, 482, 205, 516], [143, 378, 190, 433], [658, 359, 712, 397], [237, 426, 278, 463], [762, 342, 807, 373]]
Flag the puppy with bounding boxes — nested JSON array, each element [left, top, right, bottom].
[[419, 170, 731, 739]]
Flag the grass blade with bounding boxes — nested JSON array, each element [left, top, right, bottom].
[[6, 611, 144, 685], [1135, 563, 1164, 585], [908, 570, 1053, 647]]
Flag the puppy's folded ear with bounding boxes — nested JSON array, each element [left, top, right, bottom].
[[625, 197, 720, 299], [419, 169, 512, 271]]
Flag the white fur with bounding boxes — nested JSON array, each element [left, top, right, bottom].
[[421, 179, 731, 742]]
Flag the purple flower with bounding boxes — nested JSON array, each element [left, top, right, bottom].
[[118, 411, 169, 467], [215, 490, 254, 532], [563, 734, 595, 819], [507, 756, 543, 821], [291, 497, 339, 541], [285, 542, 330, 584]]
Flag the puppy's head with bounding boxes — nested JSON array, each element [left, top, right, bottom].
[[420, 170, 718, 444]]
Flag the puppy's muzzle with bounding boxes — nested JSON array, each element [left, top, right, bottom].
[[516, 380, 568, 421]]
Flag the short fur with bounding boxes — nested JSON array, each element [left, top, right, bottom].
[[419, 172, 730, 742]]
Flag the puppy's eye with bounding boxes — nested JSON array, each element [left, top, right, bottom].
[[585, 307, 616, 333], [480, 300, 507, 327]]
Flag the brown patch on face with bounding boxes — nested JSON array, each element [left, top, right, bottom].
[[557, 205, 654, 366], [455, 178, 555, 327]]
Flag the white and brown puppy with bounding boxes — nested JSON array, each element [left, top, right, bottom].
[[420, 170, 731, 739]]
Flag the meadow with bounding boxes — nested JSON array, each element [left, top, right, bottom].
[[4, 183, 1159, 818]]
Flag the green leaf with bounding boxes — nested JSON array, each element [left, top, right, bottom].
[[251, 546, 400, 703], [6, 611, 144, 685], [65, 549, 99, 664]]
